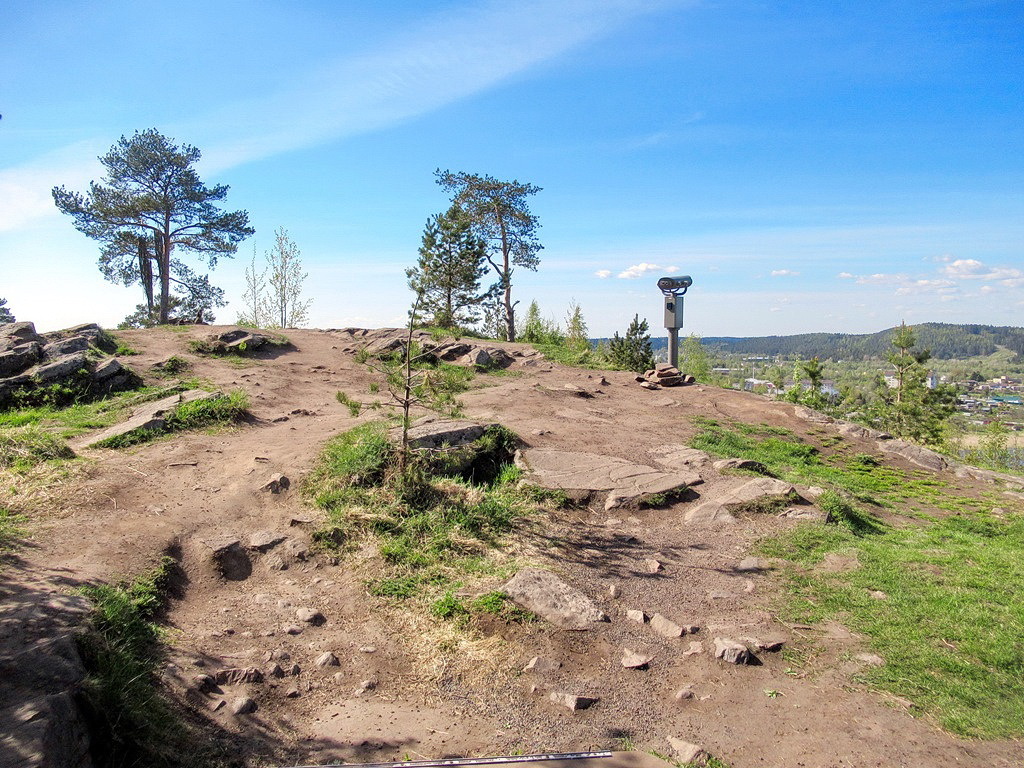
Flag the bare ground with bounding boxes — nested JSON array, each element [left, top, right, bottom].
[[2, 325, 1022, 767]]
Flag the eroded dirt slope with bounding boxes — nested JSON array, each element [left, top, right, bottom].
[[2, 325, 1022, 768]]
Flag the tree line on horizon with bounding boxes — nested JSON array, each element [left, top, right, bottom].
[[702, 323, 1024, 362]]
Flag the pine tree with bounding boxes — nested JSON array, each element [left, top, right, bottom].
[[0, 298, 14, 323], [406, 204, 488, 329], [609, 314, 655, 373], [870, 322, 956, 445]]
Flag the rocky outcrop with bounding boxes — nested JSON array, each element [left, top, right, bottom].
[[194, 329, 288, 356], [685, 477, 798, 523], [327, 328, 516, 369], [0, 321, 139, 409], [516, 448, 700, 510]]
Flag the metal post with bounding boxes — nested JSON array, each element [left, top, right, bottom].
[[657, 275, 691, 368]]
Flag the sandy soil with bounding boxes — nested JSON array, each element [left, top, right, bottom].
[[2, 325, 1022, 768]]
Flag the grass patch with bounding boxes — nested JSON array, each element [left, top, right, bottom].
[[95, 390, 249, 448], [307, 421, 552, 615], [0, 426, 75, 469], [0, 506, 27, 557], [760, 512, 1024, 738], [76, 557, 210, 767], [700, 417, 1024, 737], [0, 383, 208, 437]]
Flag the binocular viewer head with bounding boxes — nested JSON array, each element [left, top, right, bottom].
[[657, 275, 692, 294]]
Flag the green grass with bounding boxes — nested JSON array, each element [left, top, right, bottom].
[[0, 506, 27, 558], [759, 513, 1024, 738], [695, 417, 1024, 737], [306, 421, 550, 612], [0, 426, 75, 469], [95, 390, 249, 448], [0, 383, 208, 437], [76, 557, 209, 767]]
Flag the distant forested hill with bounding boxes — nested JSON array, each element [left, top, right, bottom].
[[694, 323, 1024, 360]]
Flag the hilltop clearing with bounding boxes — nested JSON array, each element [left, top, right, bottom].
[[1, 324, 1022, 768]]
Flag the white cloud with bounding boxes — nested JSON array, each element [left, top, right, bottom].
[[940, 258, 1024, 284], [195, 0, 682, 173], [594, 269, 611, 278], [616, 262, 679, 279], [770, 269, 799, 277], [0, 142, 102, 233], [837, 272, 854, 279], [2, 0, 682, 225]]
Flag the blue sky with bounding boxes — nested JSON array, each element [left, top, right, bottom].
[[2, 0, 1022, 337]]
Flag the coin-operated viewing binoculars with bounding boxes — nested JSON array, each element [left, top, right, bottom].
[[657, 275, 692, 368]]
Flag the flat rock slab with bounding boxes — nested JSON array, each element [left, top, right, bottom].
[[403, 418, 498, 450], [78, 389, 221, 448], [878, 439, 949, 472], [517, 448, 699, 510], [504, 567, 608, 630], [685, 477, 796, 523]]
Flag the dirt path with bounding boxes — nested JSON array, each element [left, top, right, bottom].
[[2, 325, 1021, 767]]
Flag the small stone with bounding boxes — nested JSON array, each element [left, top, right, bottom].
[[296, 607, 325, 625], [266, 663, 285, 679], [209, 699, 226, 712], [333, 672, 346, 683], [549, 692, 599, 711], [682, 641, 704, 657], [666, 736, 707, 766], [523, 656, 562, 674], [856, 653, 885, 667], [213, 667, 264, 685], [261, 473, 290, 493], [288, 664, 301, 676], [358, 646, 377, 654], [736, 557, 766, 573], [190, 674, 216, 693], [283, 624, 302, 635], [751, 637, 786, 652], [315, 652, 339, 667], [639, 381, 660, 390], [354, 679, 377, 696], [650, 613, 684, 638], [621, 649, 653, 669], [285, 686, 300, 698], [626, 609, 648, 623], [231, 697, 257, 715], [674, 688, 695, 701], [644, 558, 662, 573], [714, 638, 752, 665], [608, 584, 621, 599], [271, 649, 291, 661]]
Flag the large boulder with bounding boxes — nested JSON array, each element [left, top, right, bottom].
[[0, 321, 45, 347], [0, 342, 41, 377]]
